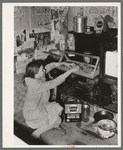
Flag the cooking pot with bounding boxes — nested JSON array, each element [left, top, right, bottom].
[[73, 16, 87, 33], [84, 110, 114, 129], [97, 119, 117, 138]]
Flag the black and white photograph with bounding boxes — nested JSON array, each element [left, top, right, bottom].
[[3, 2, 121, 148]]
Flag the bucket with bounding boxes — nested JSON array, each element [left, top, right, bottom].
[[73, 16, 87, 33]]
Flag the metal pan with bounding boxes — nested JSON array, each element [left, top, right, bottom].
[[49, 49, 70, 62], [97, 119, 118, 135], [84, 110, 114, 129]]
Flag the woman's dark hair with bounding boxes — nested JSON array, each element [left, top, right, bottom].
[[22, 59, 44, 86]]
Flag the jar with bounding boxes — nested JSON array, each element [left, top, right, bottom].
[[83, 51, 93, 64], [81, 102, 90, 122]]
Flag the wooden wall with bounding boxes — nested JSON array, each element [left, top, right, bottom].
[[14, 6, 68, 52], [14, 7, 30, 38], [68, 6, 118, 31], [14, 6, 118, 52]]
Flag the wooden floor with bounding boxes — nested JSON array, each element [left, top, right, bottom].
[[40, 119, 118, 146], [14, 72, 118, 146]]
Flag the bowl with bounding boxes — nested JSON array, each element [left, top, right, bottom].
[[96, 119, 117, 139]]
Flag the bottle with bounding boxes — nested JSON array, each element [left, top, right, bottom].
[[81, 102, 90, 122]]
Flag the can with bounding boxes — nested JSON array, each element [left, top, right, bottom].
[[73, 16, 87, 33]]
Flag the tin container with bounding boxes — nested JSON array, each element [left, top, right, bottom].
[[73, 16, 87, 33]]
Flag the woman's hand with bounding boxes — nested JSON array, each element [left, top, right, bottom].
[[69, 65, 80, 73], [61, 62, 75, 68], [63, 64, 80, 79], [55, 62, 75, 68]]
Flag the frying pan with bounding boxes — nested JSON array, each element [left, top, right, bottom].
[[84, 110, 114, 129]]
